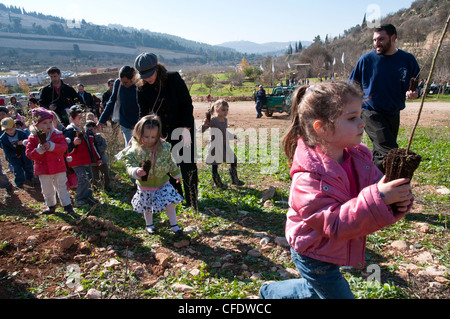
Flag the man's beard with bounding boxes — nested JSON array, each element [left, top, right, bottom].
[[375, 39, 392, 55]]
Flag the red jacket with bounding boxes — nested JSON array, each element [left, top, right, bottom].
[[25, 128, 68, 176], [286, 139, 411, 269], [63, 124, 100, 167]]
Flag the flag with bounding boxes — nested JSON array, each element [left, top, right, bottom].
[[272, 63, 275, 73], [288, 62, 291, 69], [341, 52, 345, 64], [333, 58, 336, 65], [260, 65, 264, 71]]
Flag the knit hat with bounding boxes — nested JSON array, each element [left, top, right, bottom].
[[134, 52, 158, 79], [32, 107, 54, 125], [1, 117, 14, 130]]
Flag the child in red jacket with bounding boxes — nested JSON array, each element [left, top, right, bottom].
[[25, 108, 74, 214], [63, 106, 102, 207]]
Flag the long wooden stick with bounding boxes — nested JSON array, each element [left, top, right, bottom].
[[407, 14, 450, 153]]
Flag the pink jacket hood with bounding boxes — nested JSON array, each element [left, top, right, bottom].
[[286, 138, 409, 269]]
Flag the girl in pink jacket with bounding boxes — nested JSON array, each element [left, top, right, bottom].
[[260, 81, 413, 299], [25, 108, 74, 214]]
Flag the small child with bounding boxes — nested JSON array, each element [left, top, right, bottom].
[[0, 117, 34, 188], [25, 108, 74, 214], [49, 111, 65, 131], [63, 106, 101, 207], [122, 114, 184, 235], [86, 120, 110, 190], [14, 119, 30, 137], [85, 112, 97, 123], [259, 82, 414, 299], [28, 97, 39, 109], [200, 99, 244, 189]]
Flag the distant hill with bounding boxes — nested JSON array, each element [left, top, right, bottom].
[[0, 3, 253, 72], [217, 40, 312, 55]]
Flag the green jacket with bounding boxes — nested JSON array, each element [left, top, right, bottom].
[[123, 137, 181, 188]]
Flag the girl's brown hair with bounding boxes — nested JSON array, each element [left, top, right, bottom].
[[209, 99, 229, 116], [133, 114, 163, 149], [283, 81, 363, 163]]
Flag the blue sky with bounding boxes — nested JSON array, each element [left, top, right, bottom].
[[3, 0, 416, 45]]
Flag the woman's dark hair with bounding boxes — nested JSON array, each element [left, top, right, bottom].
[[137, 63, 168, 88]]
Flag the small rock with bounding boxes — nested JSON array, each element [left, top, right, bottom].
[[263, 200, 274, 207], [259, 237, 270, 245], [155, 253, 170, 268], [419, 266, 448, 277], [103, 258, 120, 268], [57, 235, 76, 249], [73, 254, 88, 261], [285, 267, 300, 277], [428, 282, 444, 289], [61, 225, 80, 232], [250, 273, 262, 280], [134, 266, 147, 278], [436, 187, 450, 195], [172, 283, 194, 292], [26, 235, 38, 247], [391, 240, 409, 251], [275, 236, 290, 248], [86, 288, 102, 299], [190, 269, 201, 276], [211, 262, 222, 268], [184, 225, 199, 234], [261, 186, 276, 202], [415, 222, 430, 233], [247, 249, 262, 258], [85, 261, 98, 269], [173, 239, 190, 248], [414, 251, 434, 264]]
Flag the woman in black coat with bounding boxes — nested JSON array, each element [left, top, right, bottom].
[[135, 52, 198, 209]]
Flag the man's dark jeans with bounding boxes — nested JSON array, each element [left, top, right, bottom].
[[362, 109, 400, 173]]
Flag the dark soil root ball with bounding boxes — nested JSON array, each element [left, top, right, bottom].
[[141, 160, 152, 182], [383, 148, 422, 182]]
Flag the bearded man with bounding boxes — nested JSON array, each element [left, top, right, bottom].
[[349, 24, 420, 172]]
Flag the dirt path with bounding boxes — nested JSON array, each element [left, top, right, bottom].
[[193, 100, 450, 130]]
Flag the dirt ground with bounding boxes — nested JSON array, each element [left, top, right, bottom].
[[0, 100, 449, 299], [193, 100, 450, 130]]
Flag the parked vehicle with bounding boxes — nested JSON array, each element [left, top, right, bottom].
[[260, 86, 296, 117]]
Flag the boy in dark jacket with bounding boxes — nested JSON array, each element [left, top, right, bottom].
[[63, 107, 102, 207]]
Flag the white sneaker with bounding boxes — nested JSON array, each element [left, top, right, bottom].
[[145, 225, 156, 234]]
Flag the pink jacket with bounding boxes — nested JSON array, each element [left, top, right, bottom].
[[25, 128, 68, 176], [286, 139, 410, 269]]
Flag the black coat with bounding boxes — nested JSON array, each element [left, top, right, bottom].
[[39, 80, 79, 124], [138, 72, 194, 143]]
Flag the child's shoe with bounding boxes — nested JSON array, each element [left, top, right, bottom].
[[170, 224, 184, 236], [145, 224, 156, 234], [63, 204, 74, 213], [42, 205, 57, 214]]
